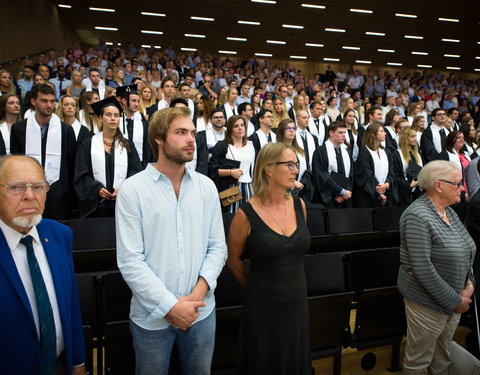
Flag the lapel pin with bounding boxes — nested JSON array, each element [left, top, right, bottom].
[[44, 238, 49, 243]]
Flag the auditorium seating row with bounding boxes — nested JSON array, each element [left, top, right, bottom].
[[75, 249, 405, 375]]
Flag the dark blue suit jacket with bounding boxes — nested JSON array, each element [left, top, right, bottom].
[[0, 219, 85, 375]]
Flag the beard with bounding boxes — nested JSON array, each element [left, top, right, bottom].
[[163, 141, 195, 165], [12, 215, 42, 229]]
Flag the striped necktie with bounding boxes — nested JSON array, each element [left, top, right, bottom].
[[20, 235, 57, 375]]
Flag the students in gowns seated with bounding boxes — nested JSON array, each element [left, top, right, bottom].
[[0, 93, 21, 155], [74, 96, 142, 218], [55, 94, 91, 146], [10, 84, 77, 220], [354, 122, 396, 208], [312, 121, 354, 208], [391, 127, 423, 206], [248, 109, 277, 156], [116, 84, 152, 168]]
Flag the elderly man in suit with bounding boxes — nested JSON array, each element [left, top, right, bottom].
[[0, 155, 86, 375]]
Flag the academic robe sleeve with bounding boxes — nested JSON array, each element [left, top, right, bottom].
[[312, 146, 343, 206], [353, 147, 378, 207], [127, 140, 144, 176], [195, 132, 209, 176], [392, 151, 411, 207], [420, 127, 439, 163], [141, 117, 153, 167], [10, 120, 27, 154]]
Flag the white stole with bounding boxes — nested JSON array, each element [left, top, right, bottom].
[[325, 139, 351, 177], [187, 98, 195, 119], [195, 117, 211, 132], [79, 109, 100, 134], [297, 152, 307, 181], [309, 117, 325, 145], [71, 119, 83, 140], [256, 128, 276, 149], [224, 103, 237, 120], [0, 121, 10, 154], [86, 86, 105, 100], [385, 126, 397, 142], [367, 147, 389, 184], [247, 121, 255, 137], [205, 127, 225, 150], [296, 130, 316, 168], [26, 113, 62, 185], [121, 112, 144, 161], [91, 132, 128, 189], [430, 124, 444, 153], [157, 99, 169, 110], [447, 149, 462, 173]]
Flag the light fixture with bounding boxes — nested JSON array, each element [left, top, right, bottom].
[[141, 44, 151, 48], [438, 17, 459, 22], [417, 64, 432, 68], [89, 7, 115, 12], [227, 37, 247, 41], [301, 4, 326, 9], [324, 58, 340, 61], [255, 53, 273, 57], [342, 46, 360, 50], [475, 69, 480, 72], [476, 57, 480, 60], [181, 48, 197, 51], [350, 9, 373, 13], [95, 26, 118, 31], [405, 35, 423, 39], [58, 4, 71, 8], [282, 24, 304, 29], [444, 54, 460, 58], [191, 16, 214, 21], [446, 66, 461, 70], [154, 45, 161, 49], [251, 0, 276, 3], [141, 11, 165, 17], [238, 20, 261, 25], [141, 30, 163, 35], [442, 38, 460, 43], [325, 28, 345, 32], [290, 55, 307, 59], [411, 51, 428, 55], [366, 31, 385, 36], [219, 50, 237, 54], [105, 42, 113, 46], [387, 62, 403, 66], [378, 49, 395, 53], [267, 40, 286, 44], [305, 43, 324, 47], [185, 33, 206, 38], [395, 13, 417, 18], [356, 60, 372, 64]]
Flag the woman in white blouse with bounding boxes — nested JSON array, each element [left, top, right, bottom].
[[0, 94, 20, 154]]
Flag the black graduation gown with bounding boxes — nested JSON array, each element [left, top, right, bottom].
[[10, 119, 77, 220], [74, 137, 143, 218], [76, 125, 91, 147], [312, 144, 353, 208], [420, 125, 443, 163], [195, 131, 210, 176], [146, 102, 159, 120], [391, 150, 422, 206], [0, 132, 7, 155], [353, 147, 396, 208], [121, 114, 152, 168], [384, 128, 399, 157]]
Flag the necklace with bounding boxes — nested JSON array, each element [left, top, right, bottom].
[[263, 200, 287, 235], [438, 208, 446, 219], [103, 139, 113, 147]]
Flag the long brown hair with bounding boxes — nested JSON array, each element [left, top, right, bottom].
[[0, 94, 20, 123], [276, 118, 304, 156], [225, 115, 248, 146], [363, 122, 384, 150]]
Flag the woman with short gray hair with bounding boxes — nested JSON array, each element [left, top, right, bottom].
[[397, 160, 476, 374]]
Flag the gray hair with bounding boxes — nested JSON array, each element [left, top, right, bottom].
[[417, 160, 458, 191]]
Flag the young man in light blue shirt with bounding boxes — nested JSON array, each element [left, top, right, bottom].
[[116, 106, 227, 375]]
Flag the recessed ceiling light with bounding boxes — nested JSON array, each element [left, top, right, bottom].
[[324, 58, 340, 61], [95, 26, 118, 31], [185, 33, 206, 38], [267, 40, 286, 44], [438, 17, 459, 22], [255, 53, 273, 57], [446, 66, 461, 70], [58, 4, 71, 8], [251, 0, 276, 3], [191, 16, 214, 21], [342, 46, 360, 50], [290, 55, 307, 59], [105, 42, 113, 46], [301, 4, 326, 9], [476, 57, 480, 60], [387, 62, 403, 66], [90, 7, 115, 12], [366, 31, 385, 36], [405, 35, 423, 39], [378, 49, 395, 53], [412, 51, 428, 55], [442, 38, 460, 43], [141, 44, 151, 48], [141, 11, 166, 17], [350, 9, 373, 14], [395, 13, 417, 18], [356, 60, 372, 64], [219, 50, 237, 54], [227, 37, 247, 41], [238, 20, 261, 25], [141, 30, 163, 35], [417, 64, 432, 68], [475, 69, 480, 72], [154, 45, 161, 49], [325, 28, 345, 32], [444, 54, 460, 58], [181, 48, 197, 51], [305, 43, 324, 47], [282, 24, 304, 29]]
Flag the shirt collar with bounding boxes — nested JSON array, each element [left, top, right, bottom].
[[0, 218, 40, 252], [145, 163, 193, 182]]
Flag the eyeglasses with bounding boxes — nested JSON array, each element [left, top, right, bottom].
[[285, 126, 297, 131], [276, 161, 300, 171], [204, 80, 211, 83], [262, 115, 274, 119], [212, 116, 225, 120], [0, 183, 50, 196], [438, 179, 462, 188], [436, 112, 446, 116]]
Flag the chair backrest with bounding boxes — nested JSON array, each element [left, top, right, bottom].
[[306, 208, 326, 236], [375, 206, 406, 232], [67, 217, 116, 250], [215, 265, 244, 308], [327, 208, 374, 235], [75, 273, 98, 325], [212, 305, 242, 372], [103, 271, 132, 322], [305, 253, 346, 296]]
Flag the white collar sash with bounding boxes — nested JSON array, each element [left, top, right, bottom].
[[121, 112, 144, 161], [325, 139, 351, 177], [367, 147, 389, 184], [91, 132, 128, 189]]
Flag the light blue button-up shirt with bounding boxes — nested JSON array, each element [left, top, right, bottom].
[[116, 164, 227, 330]]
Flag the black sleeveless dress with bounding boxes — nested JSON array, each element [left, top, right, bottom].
[[239, 197, 312, 375]]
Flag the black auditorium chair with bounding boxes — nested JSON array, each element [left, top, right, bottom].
[[306, 207, 332, 253], [374, 206, 406, 248], [67, 217, 117, 272], [305, 253, 355, 375], [327, 208, 382, 251]]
